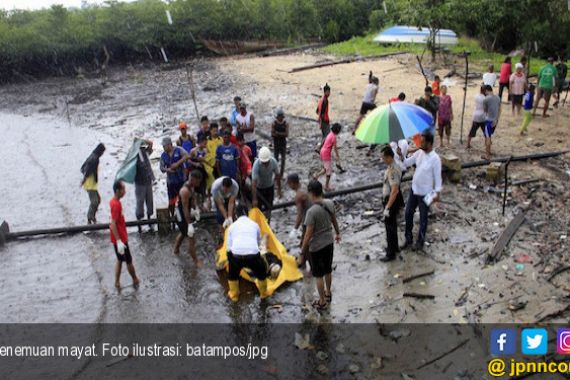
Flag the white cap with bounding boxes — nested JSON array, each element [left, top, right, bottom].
[[515, 62, 524, 69], [259, 146, 271, 163]]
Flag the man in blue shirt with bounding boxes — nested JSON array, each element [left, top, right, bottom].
[[160, 137, 188, 225], [216, 130, 240, 180]]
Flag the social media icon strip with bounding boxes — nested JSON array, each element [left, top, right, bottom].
[[491, 329, 517, 355], [522, 328, 548, 355], [557, 329, 570, 354]]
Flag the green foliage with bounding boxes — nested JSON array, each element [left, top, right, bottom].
[[368, 9, 385, 32], [0, 0, 567, 81]]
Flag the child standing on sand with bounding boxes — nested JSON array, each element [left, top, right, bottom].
[[315, 123, 342, 192], [520, 84, 535, 135]]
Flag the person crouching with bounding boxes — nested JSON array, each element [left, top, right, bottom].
[[226, 205, 270, 302]]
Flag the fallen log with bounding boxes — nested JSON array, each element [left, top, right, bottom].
[[486, 211, 526, 264], [547, 265, 570, 282], [535, 304, 570, 323], [403, 292, 435, 300], [416, 338, 469, 370], [5, 151, 568, 242], [259, 43, 326, 57], [402, 270, 435, 284], [288, 52, 406, 73]]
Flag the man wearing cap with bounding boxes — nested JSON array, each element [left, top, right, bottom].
[[160, 136, 189, 225], [533, 57, 558, 118], [252, 147, 280, 222], [236, 103, 257, 159], [216, 130, 241, 181], [229, 96, 241, 135], [176, 121, 194, 178], [226, 205, 270, 302], [271, 109, 288, 183], [399, 132, 442, 252]]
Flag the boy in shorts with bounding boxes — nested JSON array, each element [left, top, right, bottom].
[[110, 181, 140, 289]]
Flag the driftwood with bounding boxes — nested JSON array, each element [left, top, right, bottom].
[[535, 304, 570, 323], [547, 265, 570, 282], [403, 292, 435, 300], [185, 64, 201, 124], [288, 52, 406, 73], [258, 43, 326, 57], [486, 211, 526, 264], [416, 338, 470, 370], [402, 270, 435, 284]]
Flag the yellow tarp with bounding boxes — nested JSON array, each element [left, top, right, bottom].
[[216, 208, 303, 296]]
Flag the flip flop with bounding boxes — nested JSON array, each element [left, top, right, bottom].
[[325, 292, 332, 303]]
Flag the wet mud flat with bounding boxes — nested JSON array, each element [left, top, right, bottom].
[[0, 54, 569, 326]]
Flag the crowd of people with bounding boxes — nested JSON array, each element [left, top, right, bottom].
[[78, 53, 567, 309]]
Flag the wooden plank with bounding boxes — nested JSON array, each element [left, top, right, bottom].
[[288, 52, 406, 73], [486, 212, 526, 264], [402, 270, 435, 284], [403, 292, 435, 300]]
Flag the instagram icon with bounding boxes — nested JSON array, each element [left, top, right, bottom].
[[557, 329, 570, 354]]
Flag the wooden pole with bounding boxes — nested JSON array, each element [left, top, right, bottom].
[[186, 64, 201, 124], [459, 52, 469, 144]]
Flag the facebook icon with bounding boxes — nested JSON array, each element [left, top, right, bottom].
[[490, 329, 517, 355]]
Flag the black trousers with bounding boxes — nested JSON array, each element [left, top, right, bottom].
[[257, 185, 274, 221], [227, 251, 267, 281], [384, 193, 403, 257]]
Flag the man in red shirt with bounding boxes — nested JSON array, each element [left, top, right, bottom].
[[110, 181, 140, 289]]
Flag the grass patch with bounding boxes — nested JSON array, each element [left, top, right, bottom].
[[322, 34, 546, 76]]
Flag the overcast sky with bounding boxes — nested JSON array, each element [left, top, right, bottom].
[[0, 0, 136, 11]]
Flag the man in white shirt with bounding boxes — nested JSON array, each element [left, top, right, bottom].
[[226, 205, 269, 301], [482, 64, 497, 87], [353, 72, 379, 133], [236, 103, 257, 159], [399, 132, 442, 251], [466, 85, 487, 149]]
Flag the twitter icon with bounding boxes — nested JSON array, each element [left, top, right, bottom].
[[522, 329, 548, 355]]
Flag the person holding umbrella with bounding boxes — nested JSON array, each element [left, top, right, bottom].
[[398, 132, 442, 252]]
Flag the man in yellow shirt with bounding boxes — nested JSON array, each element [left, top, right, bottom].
[[81, 143, 106, 224]]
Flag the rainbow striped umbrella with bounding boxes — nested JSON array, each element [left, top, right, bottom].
[[355, 102, 433, 144]]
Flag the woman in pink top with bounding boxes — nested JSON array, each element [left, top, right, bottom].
[[315, 123, 342, 192], [509, 62, 527, 115], [498, 56, 512, 102]]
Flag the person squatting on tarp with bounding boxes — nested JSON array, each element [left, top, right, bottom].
[[226, 205, 270, 302]]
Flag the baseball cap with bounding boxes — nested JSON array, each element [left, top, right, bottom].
[[162, 137, 172, 146], [515, 63, 524, 69], [179, 121, 187, 129]]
